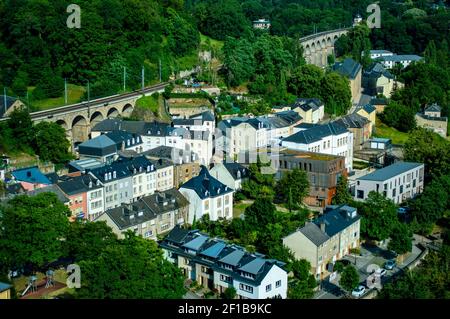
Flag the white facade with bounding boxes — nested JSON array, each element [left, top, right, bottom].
[[179, 188, 233, 224], [354, 163, 424, 204], [156, 165, 174, 192], [132, 166, 157, 201], [209, 164, 247, 191], [282, 131, 354, 171]]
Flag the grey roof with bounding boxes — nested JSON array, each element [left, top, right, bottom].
[[294, 123, 317, 129], [92, 119, 171, 137], [333, 58, 362, 79], [238, 258, 266, 274], [143, 146, 199, 164], [334, 113, 369, 129], [105, 131, 143, 149], [200, 241, 227, 258], [293, 98, 323, 112], [0, 282, 12, 293], [425, 103, 441, 113], [173, 111, 215, 126], [222, 162, 249, 180], [78, 135, 117, 157], [361, 104, 376, 114], [370, 98, 388, 105], [45, 173, 60, 184], [0, 95, 19, 118], [358, 162, 423, 182], [364, 62, 394, 80], [101, 188, 189, 230], [57, 179, 88, 196], [68, 158, 104, 173], [218, 249, 246, 266], [299, 223, 330, 246], [180, 166, 233, 199], [28, 185, 70, 204], [378, 55, 423, 63], [183, 234, 209, 251], [282, 122, 348, 145], [89, 156, 155, 183], [370, 50, 393, 54]]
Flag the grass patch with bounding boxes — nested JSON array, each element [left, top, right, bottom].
[[175, 52, 199, 71], [200, 33, 224, 52], [30, 85, 85, 111], [233, 202, 252, 218], [374, 117, 410, 145], [136, 95, 159, 114]]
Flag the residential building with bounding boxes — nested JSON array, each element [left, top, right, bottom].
[[415, 103, 448, 137], [334, 113, 372, 151], [179, 166, 234, 224], [173, 111, 215, 133], [362, 62, 403, 98], [363, 49, 394, 60], [56, 178, 88, 220], [160, 226, 288, 299], [0, 95, 25, 118], [355, 104, 376, 131], [27, 184, 70, 206], [281, 122, 354, 171], [0, 282, 12, 299], [291, 98, 325, 124], [68, 158, 104, 174], [77, 131, 143, 164], [11, 166, 52, 191], [270, 148, 347, 207], [376, 54, 423, 69], [283, 205, 361, 279], [370, 97, 388, 114], [354, 161, 424, 204], [143, 145, 201, 188], [333, 58, 362, 104], [209, 162, 250, 191], [95, 188, 189, 240], [253, 19, 271, 30], [271, 105, 291, 113], [154, 158, 174, 191]]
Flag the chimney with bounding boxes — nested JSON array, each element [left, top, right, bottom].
[[320, 222, 326, 233]]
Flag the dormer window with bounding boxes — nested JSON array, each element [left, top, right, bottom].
[[138, 211, 144, 217], [104, 173, 108, 181], [113, 171, 116, 179], [108, 172, 112, 180], [147, 165, 150, 172], [127, 140, 130, 146], [132, 138, 135, 144]]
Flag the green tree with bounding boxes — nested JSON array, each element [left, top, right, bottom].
[[221, 287, 237, 299], [332, 175, 352, 205], [359, 192, 399, 241], [76, 233, 186, 299], [244, 197, 277, 231], [0, 193, 71, 272], [64, 221, 118, 262], [275, 168, 309, 209], [380, 101, 416, 132], [339, 265, 359, 292], [388, 223, 412, 255], [320, 72, 352, 116], [7, 108, 34, 151], [287, 64, 323, 97], [33, 122, 73, 164]]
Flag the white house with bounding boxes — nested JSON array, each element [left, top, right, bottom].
[[377, 54, 423, 69], [354, 161, 424, 204], [363, 50, 394, 60], [291, 98, 325, 124], [179, 166, 234, 224], [281, 122, 354, 171], [154, 158, 174, 192], [173, 111, 215, 133], [209, 162, 250, 191], [160, 227, 288, 299]]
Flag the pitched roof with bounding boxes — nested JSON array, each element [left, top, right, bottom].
[[68, 158, 104, 173], [333, 58, 362, 79], [282, 122, 348, 145], [222, 162, 250, 180], [12, 167, 51, 185], [334, 113, 370, 129], [364, 62, 394, 79], [27, 184, 70, 204], [78, 135, 117, 157], [88, 156, 155, 183], [105, 131, 143, 148], [360, 104, 376, 114], [425, 103, 441, 113], [358, 161, 423, 182], [299, 223, 330, 246], [378, 54, 423, 62], [180, 166, 233, 199], [0, 95, 19, 118], [293, 98, 323, 112], [57, 179, 88, 196]]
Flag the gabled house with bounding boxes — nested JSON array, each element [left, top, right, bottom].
[[11, 166, 52, 191], [362, 62, 402, 98], [56, 178, 88, 220], [179, 166, 234, 224], [0, 95, 25, 118], [95, 188, 189, 240], [333, 58, 362, 104], [355, 104, 376, 131], [209, 162, 250, 191], [160, 226, 288, 299], [291, 98, 324, 124], [173, 111, 215, 133], [415, 103, 448, 137], [283, 205, 361, 279], [334, 113, 371, 151]]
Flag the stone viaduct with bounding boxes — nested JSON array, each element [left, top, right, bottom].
[[23, 83, 168, 150], [300, 28, 349, 68]]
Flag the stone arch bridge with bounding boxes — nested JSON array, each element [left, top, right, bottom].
[[28, 83, 168, 150], [300, 28, 349, 68]]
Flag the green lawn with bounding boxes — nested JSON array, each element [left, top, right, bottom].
[[374, 117, 410, 145], [200, 33, 224, 52], [136, 95, 159, 114], [30, 85, 86, 111], [233, 202, 252, 218]]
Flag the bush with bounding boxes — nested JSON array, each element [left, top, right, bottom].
[[349, 248, 361, 255]]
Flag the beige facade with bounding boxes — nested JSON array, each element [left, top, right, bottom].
[[350, 70, 362, 105], [173, 162, 201, 188], [0, 287, 11, 299], [415, 114, 448, 138]]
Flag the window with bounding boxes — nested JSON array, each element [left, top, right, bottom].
[[400, 185, 404, 194], [225, 195, 230, 205], [144, 231, 153, 238], [220, 274, 232, 283], [357, 190, 364, 199], [239, 284, 253, 293], [204, 200, 209, 210], [276, 280, 281, 288], [266, 284, 272, 292], [393, 188, 396, 197], [217, 198, 222, 206]]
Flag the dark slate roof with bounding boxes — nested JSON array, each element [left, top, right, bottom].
[[0, 95, 19, 118], [333, 58, 362, 79], [180, 166, 233, 199], [222, 162, 250, 180], [105, 130, 143, 149], [358, 161, 423, 182], [159, 227, 287, 286], [101, 188, 189, 230], [193, 110, 215, 122], [88, 156, 155, 183], [293, 98, 323, 112], [57, 179, 88, 196], [6, 183, 26, 195], [28, 185, 70, 204], [92, 119, 171, 137], [378, 55, 422, 63], [334, 113, 369, 129], [425, 103, 441, 113], [173, 111, 215, 126], [370, 98, 388, 105], [78, 135, 117, 157], [364, 62, 394, 80], [275, 110, 303, 124], [298, 205, 360, 246], [360, 104, 376, 114], [282, 122, 348, 144], [12, 167, 51, 185], [45, 173, 60, 184], [294, 123, 317, 129]]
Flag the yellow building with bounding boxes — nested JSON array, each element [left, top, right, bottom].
[[356, 104, 377, 132], [0, 282, 12, 299]]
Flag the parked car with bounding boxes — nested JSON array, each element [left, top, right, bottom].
[[384, 260, 396, 270], [352, 285, 366, 298], [375, 268, 387, 277]]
